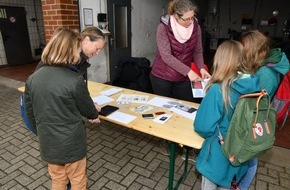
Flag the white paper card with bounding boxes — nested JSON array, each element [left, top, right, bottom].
[[92, 95, 114, 105], [100, 88, 123, 96], [146, 96, 173, 108], [153, 114, 172, 124], [106, 111, 136, 124]]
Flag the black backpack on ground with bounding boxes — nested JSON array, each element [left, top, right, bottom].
[[112, 57, 153, 93]]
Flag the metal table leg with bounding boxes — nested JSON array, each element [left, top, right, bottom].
[[168, 142, 190, 190], [168, 142, 176, 190]]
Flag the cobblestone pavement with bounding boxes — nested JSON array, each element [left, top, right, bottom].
[[0, 77, 289, 190]]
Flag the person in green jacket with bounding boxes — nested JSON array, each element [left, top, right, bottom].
[[194, 40, 261, 189], [237, 30, 290, 190], [24, 28, 101, 190]]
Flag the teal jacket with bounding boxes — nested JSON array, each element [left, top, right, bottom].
[[256, 48, 290, 98], [25, 65, 98, 164], [194, 76, 260, 188]]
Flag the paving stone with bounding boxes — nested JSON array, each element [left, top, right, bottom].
[[15, 174, 34, 186], [89, 158, 106, 172], [146, 158, 162, 172], [10, 153, 29, 165], [102, 153, 121, 164], [257, 173, 279, 185], [154, 176, 168, 190], [118, 162, 135, 176], [113, 141, 127, 152], [133, 166, 152, 178], [280, 177, 290, 189], [130, 157, 149, 168], [257, 166, 268, 175], [0, 180, 18, 190], [103, 161, 122, 173], [128, 150, 145, 159], [22, 155, 39, 166], [30, 168, 48, 180], [285, 167, 290, 174], [280, 172, 290, 179], [105, 180, 127, 190], [120, 172, 138, 187], [89, 176, 109, 189], [268, 183, 288, 190], [265, 163, 285, 172], [127, 181, 143, 190], [0, 159, 11, 171], [255, 180, 267, 190], [4, 161, 25, 174], [104, 170, 124, 183], [9, 184, 25, 190], [135, 175, 157, 189], [89, 167, 108, 180], [89, 146, 106, 162], [14, 145, 32, 156], [19, 164, 37, 176]]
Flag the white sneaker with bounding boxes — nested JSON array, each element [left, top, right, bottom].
[[159, 140, 183, 156], [159, 140, 170, 156], [181, 147, 198, 162]]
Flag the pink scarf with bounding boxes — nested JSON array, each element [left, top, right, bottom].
[[170, 15, 194, 43]]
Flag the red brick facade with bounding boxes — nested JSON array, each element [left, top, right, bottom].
[[41, 0, 79, 42]]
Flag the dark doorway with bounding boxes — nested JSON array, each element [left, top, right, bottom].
[[0, 6, 33, 66], [107, 0, 132, 83]]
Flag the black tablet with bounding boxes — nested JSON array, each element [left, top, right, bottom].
[[99, 105, 119, 116]]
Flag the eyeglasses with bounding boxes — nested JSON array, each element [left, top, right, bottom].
[[179, 16, 195, 22]]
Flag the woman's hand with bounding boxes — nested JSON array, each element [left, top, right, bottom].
[[89, 103, 102, 124], [200, 68, 211, 79], [188, 69, 201, 82], [88, 117, 101, 124]]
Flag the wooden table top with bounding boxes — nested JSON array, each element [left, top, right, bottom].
[[88, 81, 204, 149]]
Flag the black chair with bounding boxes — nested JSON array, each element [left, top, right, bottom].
[[112, 57, 153, 93]]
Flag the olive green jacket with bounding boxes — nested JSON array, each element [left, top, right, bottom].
[[25, 65, 98, 164]]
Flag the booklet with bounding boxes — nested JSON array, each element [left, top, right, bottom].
[[191, 78, 210, 98]]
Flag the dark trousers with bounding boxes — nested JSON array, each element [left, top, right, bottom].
[[150, 74, 201, 103]]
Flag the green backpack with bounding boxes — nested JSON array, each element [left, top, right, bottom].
[[219, 90, 277, 166]]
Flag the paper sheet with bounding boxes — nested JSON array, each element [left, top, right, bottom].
[[116, 94, 149, 103], [92, 95, 114, 105], [130, 104, 154, 113], [100, 88, 123, 96], [147, 97, 197, 120], [146, 97, 175, 108], [191, 78, 210, 98], [170, 107, 197, 121], [106, 111, 136, 124]]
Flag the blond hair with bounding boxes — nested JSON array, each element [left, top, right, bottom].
[[167, 0, 198, 16], [206, 40, 246, 110], [240, 30, 270, 74], [41, 28, 82, 65], [81, 26, 105, 42]]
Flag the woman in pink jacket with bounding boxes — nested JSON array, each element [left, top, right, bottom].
[[150, 0, 210, 102]]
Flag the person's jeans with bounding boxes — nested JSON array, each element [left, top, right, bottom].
[[201, 176, 230, 190], [48, 157, 87, 190], [238, 158, 258, 190]]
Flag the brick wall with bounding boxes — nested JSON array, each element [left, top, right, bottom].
[[41, 0, 79, 42]]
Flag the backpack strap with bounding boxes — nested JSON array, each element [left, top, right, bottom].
[[239, 89, 267, 99]]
